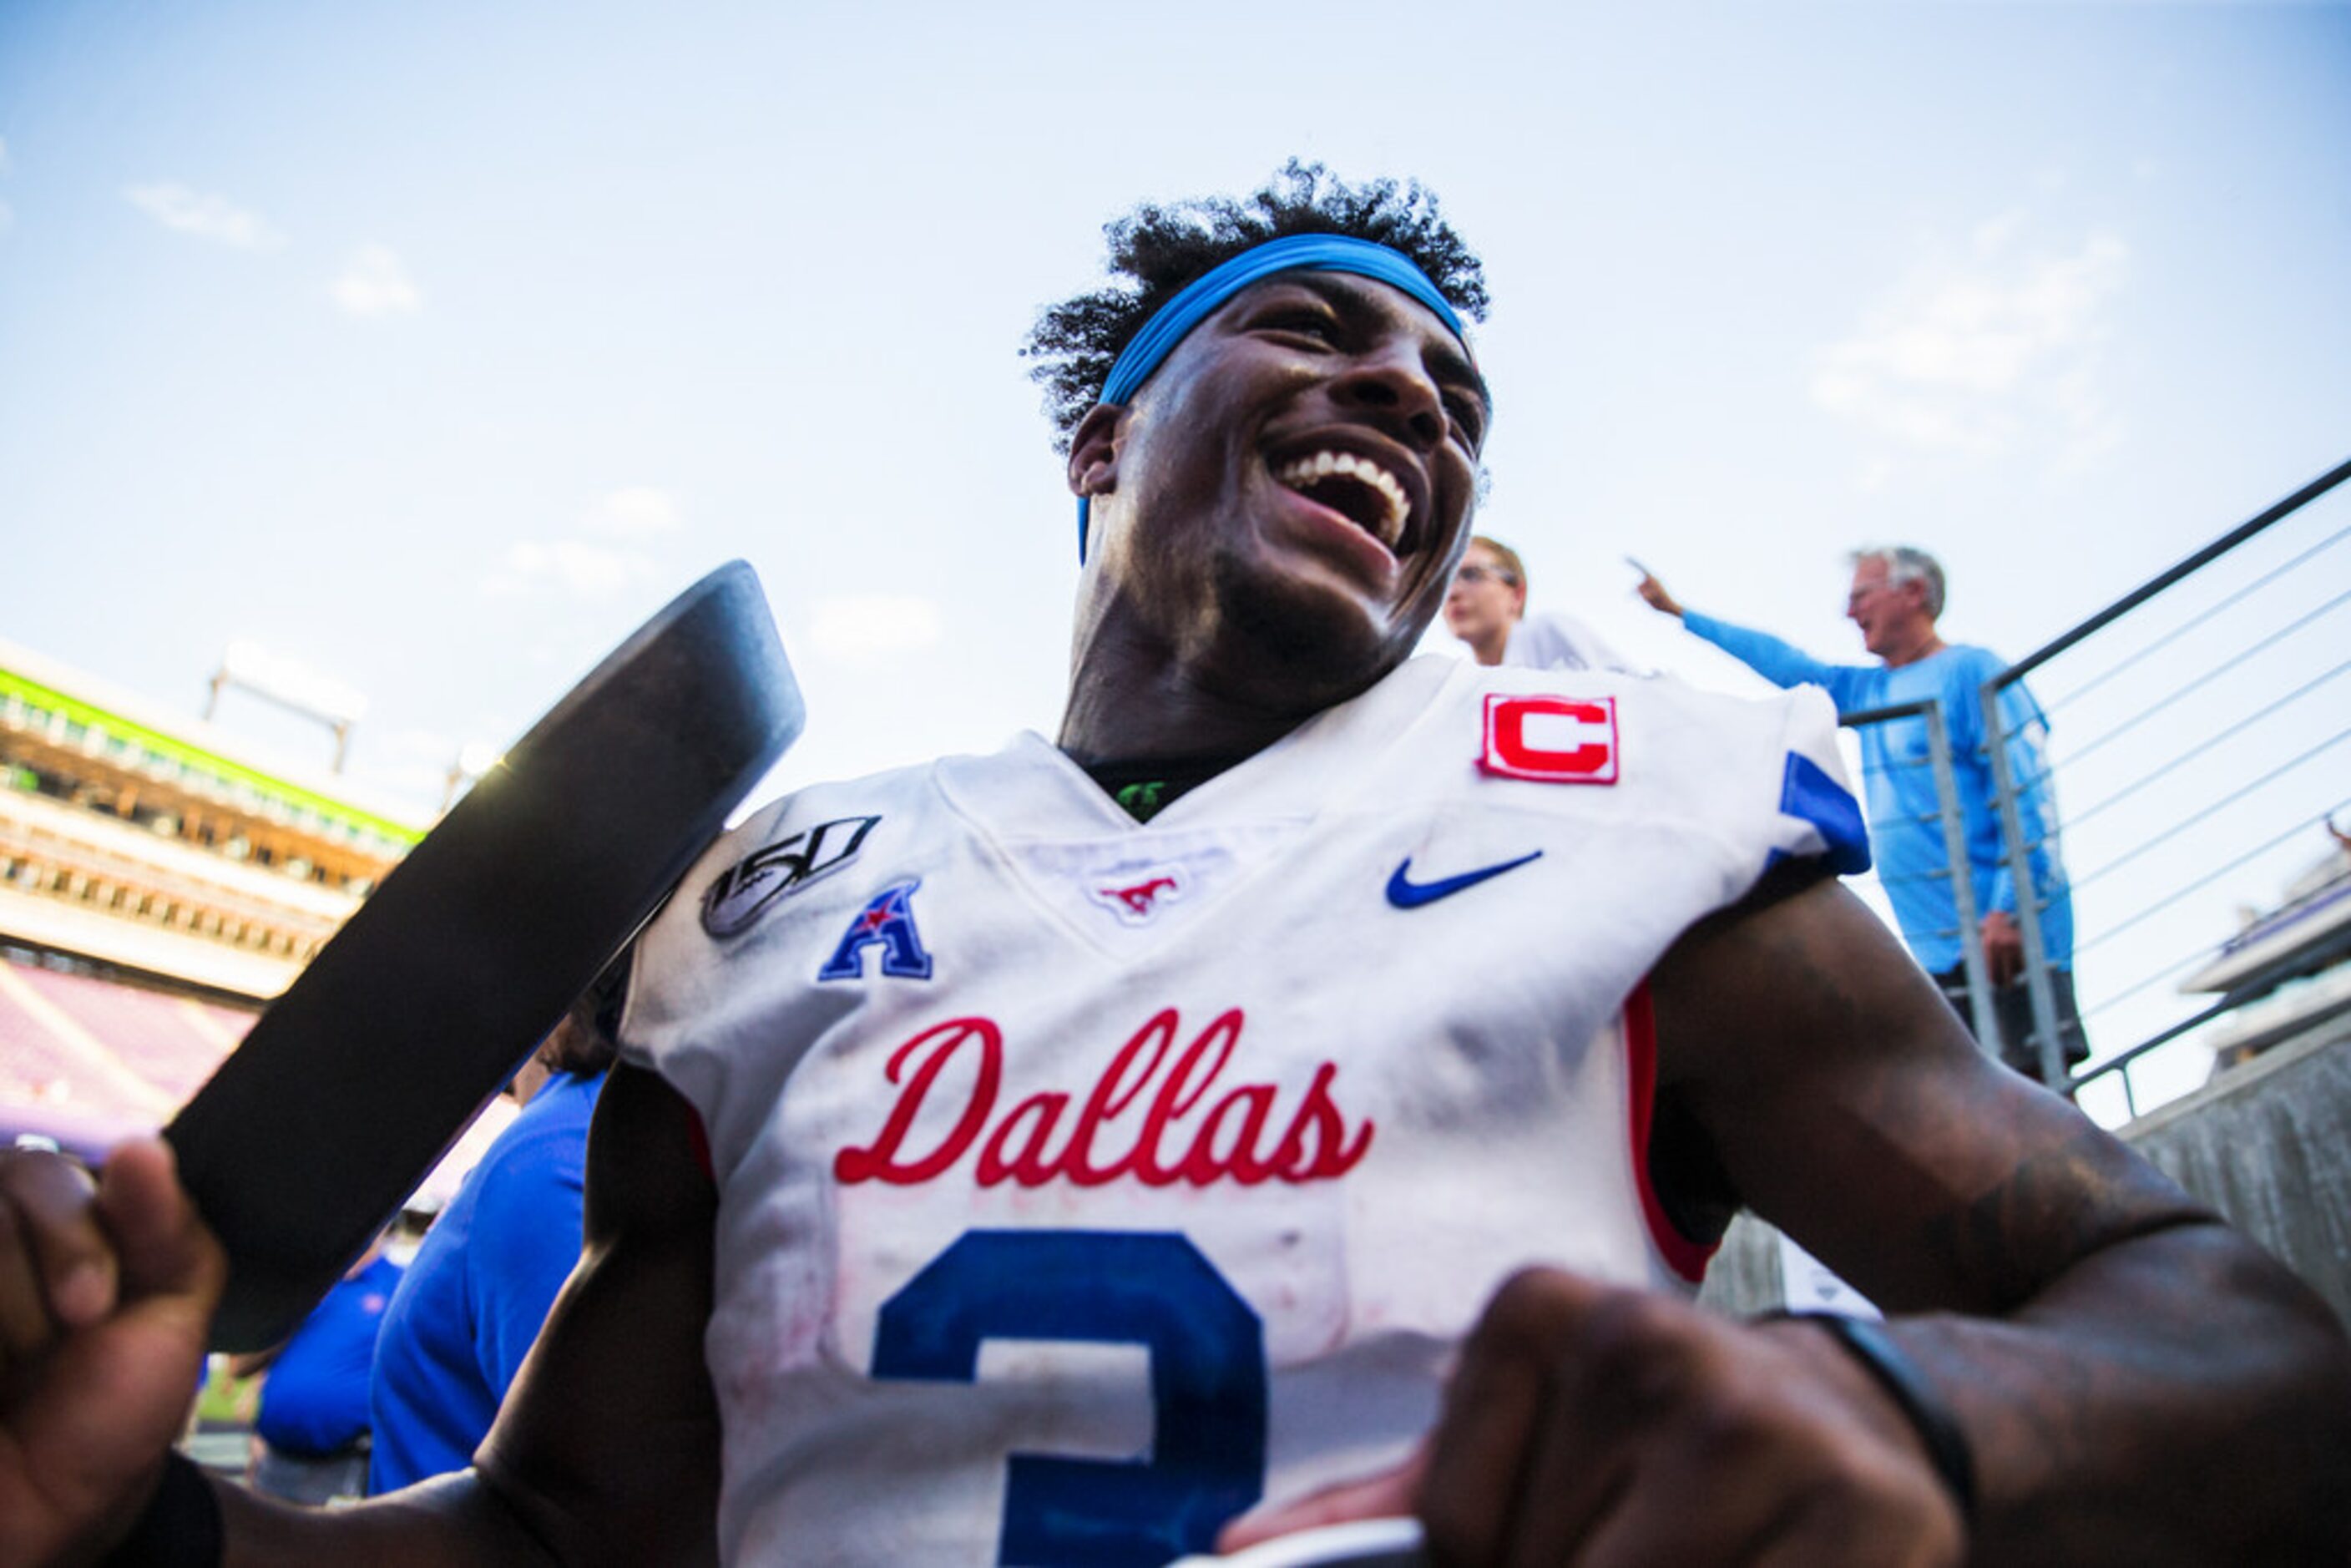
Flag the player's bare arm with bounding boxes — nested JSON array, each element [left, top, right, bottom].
[[201, 1061, 721, 1566], [1640, 876, 2351, 1562], [1338, 882, 2351, 1565], [0, 1063, 723, 1566], [471, 1061, 724, 1565]]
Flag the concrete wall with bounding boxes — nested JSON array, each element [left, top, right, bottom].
[[1696, 1029, 2351, 1327], [2119, 1027, 2351, 1329]]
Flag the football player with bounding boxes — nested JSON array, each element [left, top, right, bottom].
[[4, 161, 2346, 1567]]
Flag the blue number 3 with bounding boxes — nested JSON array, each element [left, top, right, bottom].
[[872, 1229, 1268, 1566]]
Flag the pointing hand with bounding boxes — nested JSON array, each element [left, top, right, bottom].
[[1628, 559, 1683, 618]]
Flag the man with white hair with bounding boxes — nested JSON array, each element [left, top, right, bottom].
[[1637, 546, 2083, 1082]]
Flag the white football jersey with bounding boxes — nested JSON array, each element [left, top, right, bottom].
[[1500, 609, 1643, 675], [619, 655, 1864, 1566]]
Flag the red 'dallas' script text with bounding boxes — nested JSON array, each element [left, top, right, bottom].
[[833, 1009, 1373, 1188]]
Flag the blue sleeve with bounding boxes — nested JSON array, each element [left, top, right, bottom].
[[1779, 751, 1872, 878], [462, 1091, 593, 1401], [1681, 611, 1883, 713], [253, 1257, 403, 1453]]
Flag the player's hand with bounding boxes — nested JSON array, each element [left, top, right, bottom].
[[0, 1136, 228, 1565], [1221, 1267, 1964, 1565], [1634, 572, 1683, 619], [1979, 910, 2024, 989]]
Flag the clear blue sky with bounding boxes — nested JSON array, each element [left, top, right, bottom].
[[4, 2, 2346, 1106]]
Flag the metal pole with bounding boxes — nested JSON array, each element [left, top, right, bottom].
[[1983, 680, 2070, 1091], [1923, 701, 2000, 1060]]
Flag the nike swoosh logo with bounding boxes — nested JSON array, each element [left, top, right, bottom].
[[1386, 849, 1545, 909]]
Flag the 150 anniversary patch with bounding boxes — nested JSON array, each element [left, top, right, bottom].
[[701, 814, 882, 938]]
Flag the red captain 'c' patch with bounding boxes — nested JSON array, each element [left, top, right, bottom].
[[1479, 693, 1619, 785]]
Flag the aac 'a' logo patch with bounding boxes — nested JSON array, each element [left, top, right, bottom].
[[1479, 693, 1619, 785], [817, 879, 934, 982], [701, 814, 882, 938]]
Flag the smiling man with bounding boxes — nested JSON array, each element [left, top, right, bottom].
[[3, 164, 2347, 1568]]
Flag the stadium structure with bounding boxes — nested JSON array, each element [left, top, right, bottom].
[[0, 635, 425, 1162], [2187, 827, 2351, 1073]]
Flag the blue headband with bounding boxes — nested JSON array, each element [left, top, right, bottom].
[[1075, 234, 1469, 562]]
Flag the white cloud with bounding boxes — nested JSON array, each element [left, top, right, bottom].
[[808, 595, 944, 664], [356, 729, 487, 817], [483, 539, 655, 600], [1810, 220, 2129, 462], [124, 182, 288, 249], [479, 489, 685, 601], [590, 486, 683, 538], [1969, 208, 2028, 255], [331, 244, 423, 316], [387, 726, 461, 763], [0, 137, 10, 173], [2043, 362, 2126, 471], [218, 639, 367, 723], [479, 491, 686, 601]]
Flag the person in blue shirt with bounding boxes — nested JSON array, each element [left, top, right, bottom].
[[1638, 545, 2085, 1081], [365, 1014, 614, 1494], [235, 1237, 403, 1505]]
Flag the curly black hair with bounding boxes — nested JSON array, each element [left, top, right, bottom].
[[1023, 159, 1489, 453]]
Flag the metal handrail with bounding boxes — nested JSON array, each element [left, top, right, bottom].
[[1839, 697, 1999, 1060], [1979, 455, 2351, 1106], [1998, 457, 2351, 685]]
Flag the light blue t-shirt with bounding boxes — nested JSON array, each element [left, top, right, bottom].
[[1683, 612, 2073, 974]]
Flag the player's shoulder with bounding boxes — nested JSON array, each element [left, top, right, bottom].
[[659, 731, 1054, 957], [692, 742, 1006, 892], [722, 751, 951, 846], [1432, 650, 1833, 732], [1373, 655, 1839, 807]]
